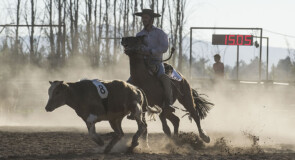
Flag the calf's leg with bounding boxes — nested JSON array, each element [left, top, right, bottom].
[[141, 112, 150, 149], [86, 114, 104, 146], [127, 102, 147, 153], [104, 118, 124, 153]]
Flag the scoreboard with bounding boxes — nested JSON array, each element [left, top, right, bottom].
[[212, 34, 253, 46]]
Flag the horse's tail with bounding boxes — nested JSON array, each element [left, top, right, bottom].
[[138, 88, 162, 120], [192, 88, 214, 119]]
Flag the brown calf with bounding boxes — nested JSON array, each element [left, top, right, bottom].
[[45, 79, 161, 153]]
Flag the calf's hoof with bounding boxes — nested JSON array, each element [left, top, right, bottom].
[[94, 138, 104, 146], [125, 147, 135, 154], [103, 148, 111, 154]]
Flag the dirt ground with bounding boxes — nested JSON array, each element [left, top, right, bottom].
[[0, 126, 294, 160]]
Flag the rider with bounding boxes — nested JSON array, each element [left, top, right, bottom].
[[126, 9, 174, 117]]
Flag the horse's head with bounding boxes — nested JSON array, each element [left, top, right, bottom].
[[45, 81, 68, 112], [121, 36, 145, 55]]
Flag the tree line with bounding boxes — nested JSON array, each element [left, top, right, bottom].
[[0, 0, 187, 70], [0, 0, 294, 81]]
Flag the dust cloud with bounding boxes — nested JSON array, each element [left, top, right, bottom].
[[1, 54, 295, 153], [187, 80, 295, 151], [0, 54, 130, 128]]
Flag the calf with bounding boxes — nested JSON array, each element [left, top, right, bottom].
[[45, 79, 161, 153]]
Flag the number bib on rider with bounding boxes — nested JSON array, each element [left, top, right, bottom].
[[170, 69, 182, 81], [91, 79, 108, 99]]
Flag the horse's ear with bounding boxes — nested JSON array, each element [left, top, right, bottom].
[[49, 81, 53, 85]]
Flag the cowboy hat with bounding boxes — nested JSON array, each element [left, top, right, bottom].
[[134, 9, 161, 18]]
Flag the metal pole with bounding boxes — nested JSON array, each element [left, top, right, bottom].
[[0, 26, 6, 34], [259, 29, 263, 81], [0, 24, 63, 27], [266, 37, 269, 81], [189, 27, 193, 79], [237, 45, 239, 80]]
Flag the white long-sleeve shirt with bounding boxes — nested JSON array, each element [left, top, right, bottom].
[[136, 26, 168, 61]]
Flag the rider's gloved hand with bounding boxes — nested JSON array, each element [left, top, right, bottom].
[[140, 45, 152, 56], [124, 46, 139, 55]]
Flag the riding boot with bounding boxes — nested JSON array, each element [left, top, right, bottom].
[[159, 74, 175, 113]]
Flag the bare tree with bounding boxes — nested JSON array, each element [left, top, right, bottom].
[[105, 0, 110, 63], [29, 0, 35, 63], [56, 0, 62, 61], [86, 0, 92, 56], [62, 0, 66, 61], [123, 0, 126, 36], [93, 0, 99, 65], [113, 0, 118, 63], [15, 0, 21, 55], [150, 0, 154, 10], [178, 0, 185, 71], [73, 0, 79, 55], [160, 0, 166, 28]]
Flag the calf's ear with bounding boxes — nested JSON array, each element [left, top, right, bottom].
[[49, 81, 53, 85]]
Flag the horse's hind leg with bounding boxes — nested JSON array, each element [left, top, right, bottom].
[[104, 118, 124, 153], [127, 102, 147, 153], [177, 90, 210, 143]]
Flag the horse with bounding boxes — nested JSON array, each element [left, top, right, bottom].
[[45, 79, 162, 153], [121, 36, 213, 143]]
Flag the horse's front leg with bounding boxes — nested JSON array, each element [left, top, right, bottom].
[[159, 112, 171, 137], [86, 114, 104, 146]]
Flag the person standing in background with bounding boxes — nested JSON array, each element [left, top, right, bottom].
[[213, 54, 224, 79]]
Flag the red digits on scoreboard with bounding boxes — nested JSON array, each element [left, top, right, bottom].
[[225, 35, 228, 45], [245, 35, 251, 45], [228, 35, 235, 45], [237, 35, 243, 45]]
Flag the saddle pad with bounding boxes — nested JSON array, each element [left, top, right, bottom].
[[169, 69, 182, 81], [91, 79, 108, 99]]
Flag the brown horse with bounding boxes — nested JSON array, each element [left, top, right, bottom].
[[45, 80, 162, 153], [121, 36, 213, 143]]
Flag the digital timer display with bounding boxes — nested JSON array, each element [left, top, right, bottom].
[[212, 34, 253, 46]]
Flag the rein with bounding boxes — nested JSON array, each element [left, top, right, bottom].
[[162, 47, 175, 62]]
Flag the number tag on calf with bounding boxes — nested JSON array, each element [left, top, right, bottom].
[[91, 79, 108, 99]]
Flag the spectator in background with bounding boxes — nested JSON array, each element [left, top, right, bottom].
[[213, 54, 224, 79]]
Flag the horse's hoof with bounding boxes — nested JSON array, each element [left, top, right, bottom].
[[200, 130, 210, 143]]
